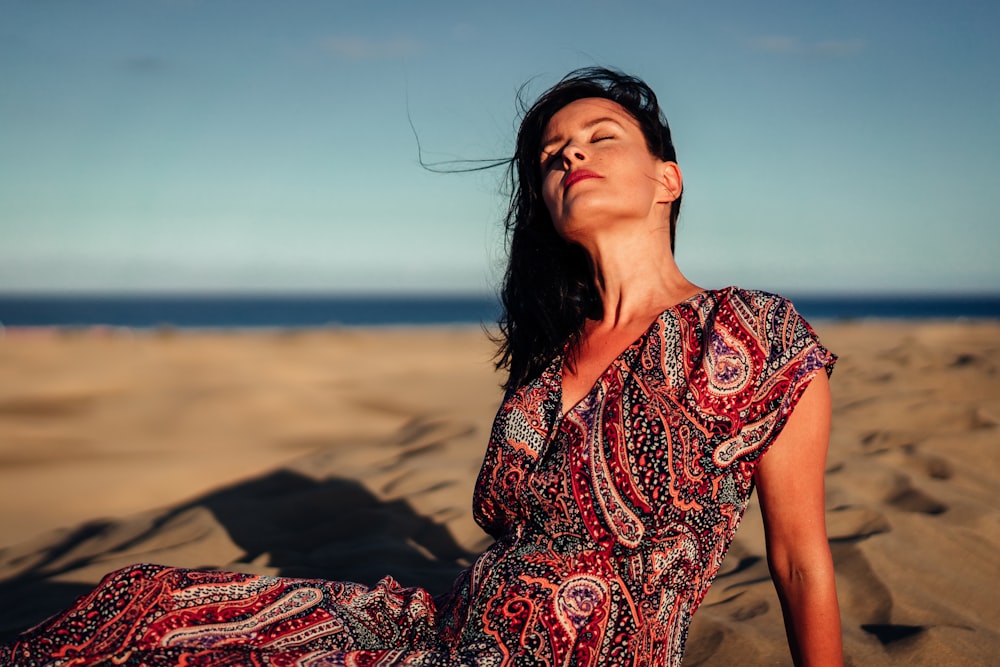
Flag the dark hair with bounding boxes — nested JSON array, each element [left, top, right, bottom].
[[495, 67, 682, 391]]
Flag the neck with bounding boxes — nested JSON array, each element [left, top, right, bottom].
[[579, 224, 700, 329]]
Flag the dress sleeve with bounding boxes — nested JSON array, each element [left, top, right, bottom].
[[754, 296, 836, 450], [693, 290, 837, 468]]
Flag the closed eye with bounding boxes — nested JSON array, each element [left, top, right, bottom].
[[540, 134, 614, 169]]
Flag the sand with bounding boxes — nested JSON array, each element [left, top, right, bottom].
[[0, 321, 997, 665]]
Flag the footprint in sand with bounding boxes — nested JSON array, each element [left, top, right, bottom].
[[0, 392, 99, 418], [949, 353, 977, 368], [728, 594, 769, 621], [826, 506, 891, 542], [861, 623, 928, 646], [921, 455, 953, 480], [969, 407, 998, 430], [854, 451, 950, 515], [829, 542, 891, 619], [860, 430, 919, 454], [862, 435, 955, 484], [883, 473, 948, 515]]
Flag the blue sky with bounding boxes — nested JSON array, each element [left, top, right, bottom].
[[1, 0, 997, 294]]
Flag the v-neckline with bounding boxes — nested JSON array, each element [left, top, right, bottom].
[[555, 288, 717, 419]]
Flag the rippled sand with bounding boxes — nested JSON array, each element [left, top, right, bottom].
[[1, 322, 997, 664]]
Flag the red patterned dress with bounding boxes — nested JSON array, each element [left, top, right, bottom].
[[1, 287, 834, 666]]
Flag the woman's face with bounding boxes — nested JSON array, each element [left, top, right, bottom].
[[539, 97, 678, 242]]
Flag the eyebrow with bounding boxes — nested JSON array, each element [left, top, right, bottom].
[[541, 117, 626, 154]]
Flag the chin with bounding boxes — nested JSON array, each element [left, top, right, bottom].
[[553, 207, 630, 245]]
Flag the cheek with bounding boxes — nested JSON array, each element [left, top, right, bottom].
[[541, 175, 561, 217]]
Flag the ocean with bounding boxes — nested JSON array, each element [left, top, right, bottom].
[[0, 293, 998, 329]]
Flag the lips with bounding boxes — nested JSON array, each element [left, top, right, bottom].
[[563, 169, 602, 190]]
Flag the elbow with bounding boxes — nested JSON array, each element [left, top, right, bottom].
[[766, 542, 836, 595]]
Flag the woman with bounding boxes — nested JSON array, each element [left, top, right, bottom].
[[1, 68, 841, 666]]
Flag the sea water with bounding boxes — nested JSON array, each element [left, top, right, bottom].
[[0, 293, 997, 328]]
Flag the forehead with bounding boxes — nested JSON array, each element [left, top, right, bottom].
[[543, 97, 640, 139]]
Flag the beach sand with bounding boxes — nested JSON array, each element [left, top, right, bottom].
[[1, 321, 997, 664]]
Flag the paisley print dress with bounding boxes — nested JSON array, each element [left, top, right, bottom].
[[1, 287, 835, 667]]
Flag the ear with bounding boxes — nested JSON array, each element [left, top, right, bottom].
[[657, 161, 683, 203]]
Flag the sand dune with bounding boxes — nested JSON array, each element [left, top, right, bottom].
[[1, 321, 997, 665]]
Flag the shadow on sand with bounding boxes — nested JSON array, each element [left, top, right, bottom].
[[0, 470, 478, 642]]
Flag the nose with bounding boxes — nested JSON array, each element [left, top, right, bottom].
[[560, 141, 586, 167]]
